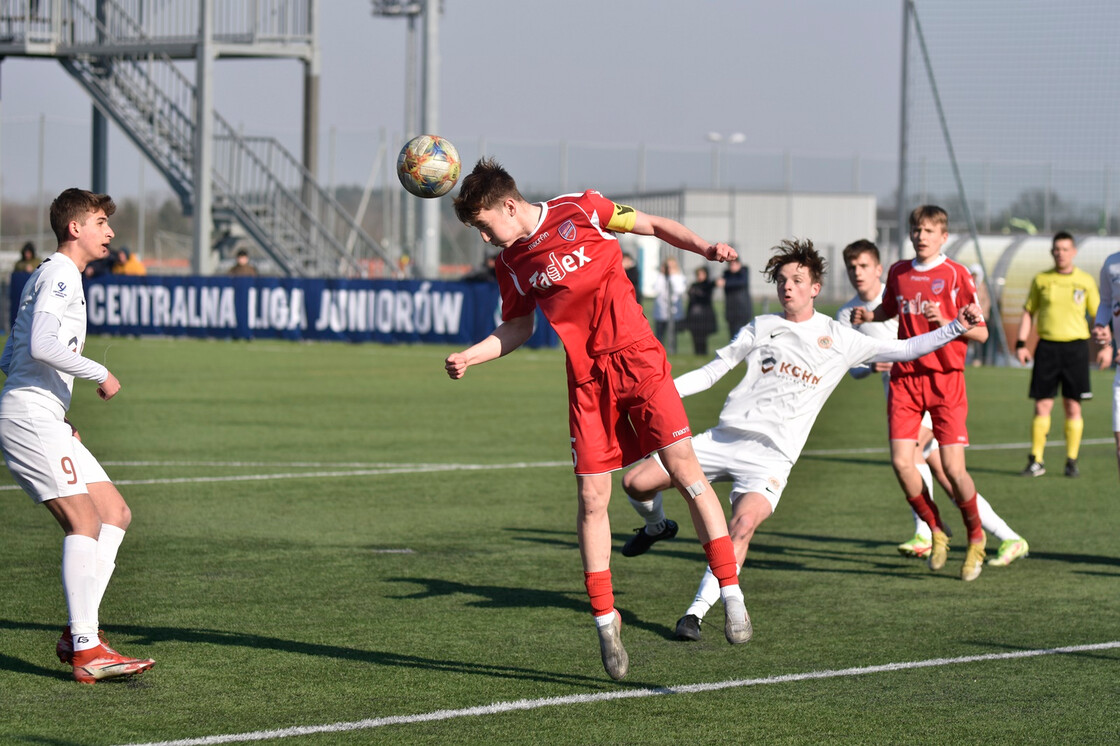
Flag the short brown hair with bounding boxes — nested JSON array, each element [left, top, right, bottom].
[[453, 157, 525, 225], [49, 188, 115, 244], [1052, 230, 1076, 247], [909, 205, 948, 231], [764, 238, 826, 285], [842, 239, 880, 266]]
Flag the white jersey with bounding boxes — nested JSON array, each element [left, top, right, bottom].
[[1095, 251, 1120, 340], [0, 252, 103, 421], [836, 286, 899, 395], [691, 311, 964, 462]]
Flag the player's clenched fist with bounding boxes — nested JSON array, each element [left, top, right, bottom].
[[956, 302, 984, 330], [97, 371, 121, 400], [705, 242, 737, 263], [445, 353, 469, 380], [850, 306, 874, 325]]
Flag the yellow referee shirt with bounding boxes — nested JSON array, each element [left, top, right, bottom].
[[1023, 267, 1100, 342]]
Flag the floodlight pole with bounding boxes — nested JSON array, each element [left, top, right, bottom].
[[896, 0, 911, 267], [417, 0, 441, 279], [372, 0, 443, 278]]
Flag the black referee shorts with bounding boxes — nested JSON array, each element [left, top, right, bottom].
[[1029, 338, 1092, 401]]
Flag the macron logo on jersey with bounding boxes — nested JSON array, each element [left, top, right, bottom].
[[529, 248, 591, 291]]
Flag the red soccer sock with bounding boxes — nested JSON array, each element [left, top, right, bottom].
[[959, 492, 984, 544], [584, 569, 615, 618], [906, 491, 944, 533], [702, 536, 739, 588]]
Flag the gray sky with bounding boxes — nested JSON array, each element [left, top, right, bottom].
[[0, 0, 903, 204]]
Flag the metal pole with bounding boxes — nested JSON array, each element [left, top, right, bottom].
[[911, 0, 1007, 364], [91, 0, 109, 195], [418, 0, 440, 278], [193, 0, 215, 275], [37, 113, 46, 248], [403, 13, 417, 268], [896, 0, 911, 266], [138, 161, 145, 256]]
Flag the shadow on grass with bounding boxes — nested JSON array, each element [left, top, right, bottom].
[[0, 618, 625, 689], [800, 452, 1010, 477], [511, 526, 924, 578], [384, 576, 686, 640]]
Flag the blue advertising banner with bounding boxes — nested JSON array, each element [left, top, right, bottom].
[[8, 273, 559, 348]]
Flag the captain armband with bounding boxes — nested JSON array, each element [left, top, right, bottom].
[[605, 203, 637, 233]]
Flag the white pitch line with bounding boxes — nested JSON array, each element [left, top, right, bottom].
[[0, 437, 1114, 491], [0, 461, 571, 491], [117, 640, 1120, 746], [801, 437, 1114, 457]]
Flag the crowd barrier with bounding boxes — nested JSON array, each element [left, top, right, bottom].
[[8, 273, 559, 349]]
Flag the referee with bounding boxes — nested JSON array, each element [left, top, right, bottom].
[[1015, 231, 1100, 478]]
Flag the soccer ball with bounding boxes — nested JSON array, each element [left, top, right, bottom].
[[396, 135, 461, 198]]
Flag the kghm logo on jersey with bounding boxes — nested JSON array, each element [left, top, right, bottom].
[[778, 361, 822, 385], [558, 220, 576, 241], [529, 248, 592, 291], [760, 354, 777, 373]]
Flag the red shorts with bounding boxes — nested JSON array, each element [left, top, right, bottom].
[[888, 370, 970, 446], [568, 336, 692, 475]]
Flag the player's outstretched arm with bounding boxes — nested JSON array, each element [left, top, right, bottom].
[[864, 305, 979, 365], [630, 211, 737, 263], [445, 313, 534, 380], [674, 356, 733, 398]]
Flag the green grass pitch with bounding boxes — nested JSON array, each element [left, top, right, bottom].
[[0, 336, 1117, 744]]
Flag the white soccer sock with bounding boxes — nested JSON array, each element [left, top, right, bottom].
[[976, 494, 1018, 542], [685, 564, 742, 620], [594, 610, 616, 628], [95, 524, 126, 608], [911, 463, 934, 538], [62, 534, 100, 652], [627, 492, 666, 534]]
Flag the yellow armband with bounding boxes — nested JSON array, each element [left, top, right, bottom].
[[606, 203, 637, 233]]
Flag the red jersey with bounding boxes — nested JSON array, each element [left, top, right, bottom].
[[496, 190, 653, 384], [881, 254, 982, 375]]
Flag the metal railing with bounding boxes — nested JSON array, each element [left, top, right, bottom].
[[19, 0, 387, 276], [0, 0, 313, 49]]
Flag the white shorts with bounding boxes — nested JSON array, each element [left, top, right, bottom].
[[920, 411, 938, 458], [1112, 368, 1120, 432], [0, 418, 110, 503], [653, 428, 792, 512]]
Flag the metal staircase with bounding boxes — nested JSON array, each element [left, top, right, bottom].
[[0, 0, 388, 277]]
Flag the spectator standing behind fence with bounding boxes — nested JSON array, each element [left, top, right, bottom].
[[651, 257, 686, 349], [720, 258, 753, 332], [686, 267, 718, 355], [13, 242, 38, 272], [622, 252, 641, 300], [111, 248, 146, 276], [967, 264, 992, 366], [228, 249, 258, 277], [1015, 231, 1099, 478]]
